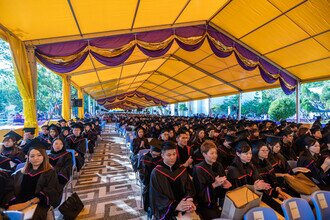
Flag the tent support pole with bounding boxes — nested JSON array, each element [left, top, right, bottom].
[[238, 92, 242, 120], [296, 81, 301, 123]]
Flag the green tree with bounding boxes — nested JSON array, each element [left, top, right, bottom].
[[211, 95, 238, 115], [268, 98, 296, 121], [36, 65, 62, 113]]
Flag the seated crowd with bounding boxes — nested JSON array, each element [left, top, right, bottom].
[[116, 114, 330, 220], [0, 117, 102, 219]]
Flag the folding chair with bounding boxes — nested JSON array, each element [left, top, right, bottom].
[[311, 191, 330, 220], [281, 198, 315, 220], [244, 207, 277, 220]]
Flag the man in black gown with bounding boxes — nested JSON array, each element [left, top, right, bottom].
[[149, 141, 196, 219]]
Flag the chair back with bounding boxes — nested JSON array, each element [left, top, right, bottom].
[[281, 198, 315, 220], [244, 207, 277, 220], [311, 191, 330, 220], [3, 211, 24, 220]]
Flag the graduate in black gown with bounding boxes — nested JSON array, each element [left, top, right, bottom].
[[138, 140, 163, 213], [131, 126, 150, 172], [297, 136, 330, 190], [4, 146, 61, 220], [217, 134, 236, 169], [176, 129, 194, 169], [48, 138, 73, 189], [47, 125, 60, 144], [193, 140, 232, 219], [65, 123, 86, 171], [278, 129, 297, 160], [227, 140, 271, 192], [83, 123, 98, 155], [1, 132, 25, 171], [149, 141, 196, 220], [59, 126, 71, 140], [37, 125, 49, 143], [251, 140, 291, 214]]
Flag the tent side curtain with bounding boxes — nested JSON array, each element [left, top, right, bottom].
[[35, 25, 297, 95], [97, 91, 168, 108], [0, 28, 38, 128]]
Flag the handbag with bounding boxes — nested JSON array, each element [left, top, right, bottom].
[[284, 173, 320, 195], [59, 192, 84, 220]]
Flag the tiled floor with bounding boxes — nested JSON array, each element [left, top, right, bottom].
[[56, 124, 146, 220]]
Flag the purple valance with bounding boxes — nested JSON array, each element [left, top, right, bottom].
[[35, 24, 297, 95]]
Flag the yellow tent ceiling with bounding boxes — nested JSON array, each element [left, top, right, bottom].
[[0, 0, 329, 109]]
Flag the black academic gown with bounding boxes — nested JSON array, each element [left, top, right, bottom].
[[281, 142, 297, 161], [83, 130, 98, 154], [65, 134, 86, 171], [138, 152, 162, 212], [0, 155, 11, 171], [192, 148, 204, 166], [149, 162, 196, 220], [217, 145, 236, 169], [253, 157, 286, 213], [297, 150, 330, 189], [0, 170, 9, 207], [37, 133, 49, 143], [48, 149, 73, 189], [5, 168, 61, 220], [227, 156, 261, 189], [132, 137, 150, 155], [1, 147, 25, 165], [193, 161, 227, 219]]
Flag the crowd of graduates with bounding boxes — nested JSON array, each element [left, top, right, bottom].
[[116, 114, 330, 220], [0, 117, 102, 219]]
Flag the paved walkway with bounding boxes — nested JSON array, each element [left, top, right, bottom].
[[57, 124, 146, 220]]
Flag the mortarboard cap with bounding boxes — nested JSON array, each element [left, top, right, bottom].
[[58, 119, 67, 123], [22, 138, 50, 154], [266, 135, 281, 145], [250, 139, 267, 155], [149, 138, 162, 152], [3, 130, 23, 142], [278, 129, 293, 137], [23, 127, 36, 134], [71, 123, 83, 130], [236, 129, 250, 141]]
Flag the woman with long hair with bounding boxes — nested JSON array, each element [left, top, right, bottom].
[[297, 136, 330, 190], [4, 146, 61, 219], [0, 135, 25, 171], [48, 138, 73, 189]]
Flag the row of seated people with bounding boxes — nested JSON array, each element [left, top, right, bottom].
[[0, 117, 102, 219], [116, 114, 330, 219]]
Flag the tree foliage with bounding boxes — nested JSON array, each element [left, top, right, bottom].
[[211, 95, 239, 115], [268, 98, 296, 121]]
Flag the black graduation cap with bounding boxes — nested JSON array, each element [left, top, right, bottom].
[[278, 129, 293, 137], [84, 123, 92, 127], [71, 123, 83, 130], [280, 120, 287, 126], [58, 119, 67, 123], [22, 138, 50, 154], [224, 134, 236, 143], [259, 130, 274, 138], [236, 129, 250, 141], [23, 127, 36, 134], [3, 130, 23, 142], [310, 126, 321, 134], [41, 124, 49, 129], [149, 138, 162, 152], [49, 124, 60, 133], [250, 139, 267, 155], [266, 135, 281, 145], [75, 117, 80, 121], [234, 139, 250, 152], [61, 126, 70, 132]]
